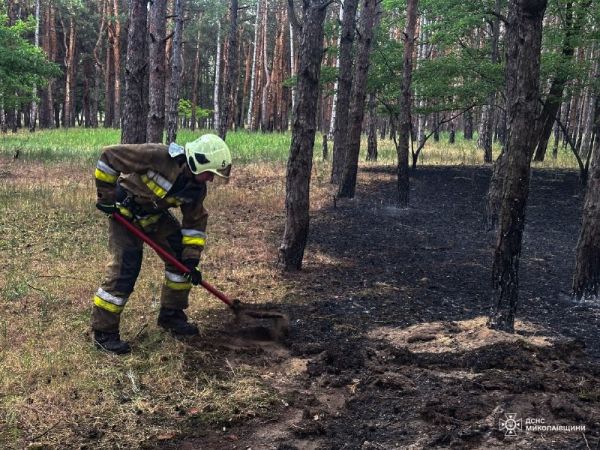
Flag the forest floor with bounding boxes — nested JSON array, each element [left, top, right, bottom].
[[2, 158, 600, 449], [166, 165, 600, 449]]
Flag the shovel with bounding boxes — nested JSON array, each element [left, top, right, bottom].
[[112, 212, 289, 340]]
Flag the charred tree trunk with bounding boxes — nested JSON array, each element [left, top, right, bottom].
[[147, 0, 167, 142], [488, 0, 547, 333], [330, 0, 360, 184], [219, 0, 239, 141], [278, 0, 329, 271], [166, 0, 184, 143], [337, 0, 379, 198], [396, 0, 418, 206], [121, 0, 148, 144], [572, 98, 600, 300]]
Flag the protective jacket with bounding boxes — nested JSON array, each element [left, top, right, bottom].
[[91, 143, 209, 333], [95, 143, 208, 262]]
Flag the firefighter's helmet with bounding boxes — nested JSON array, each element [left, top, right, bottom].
[[184, 134, 232, 178]]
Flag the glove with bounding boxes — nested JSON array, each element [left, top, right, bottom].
[[183, 259, 202, 285], [96, 201, 117, 215]]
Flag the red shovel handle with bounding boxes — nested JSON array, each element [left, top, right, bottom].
[[112, 212, 233, 307]]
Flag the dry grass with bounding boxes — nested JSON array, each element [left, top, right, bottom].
[[0, 129, 580, 448], [0, 157, 334, 449]]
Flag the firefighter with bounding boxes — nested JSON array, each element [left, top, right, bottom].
[[92, 134, 232, 354]]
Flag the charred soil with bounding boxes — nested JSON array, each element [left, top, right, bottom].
[[172, 166, 600, 449]]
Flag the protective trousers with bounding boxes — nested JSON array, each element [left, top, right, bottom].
[[91, 213, 192, 333]]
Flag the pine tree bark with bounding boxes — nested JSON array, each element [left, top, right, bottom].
[[166, 0, 184, 143], [218, 0, 239, 140], [572, 96, 600, 300], [330, 0, 360, 184], [121, 0, 148, 144], [396, 0, 418, 206], [279, 0, 329, 271], [488, 0, 547, 333], [147, 0, 167, 142], [337, 0, 379, 198]]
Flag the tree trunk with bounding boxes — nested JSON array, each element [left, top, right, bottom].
[[366, 93, 378, 161], [147, 0, 167, 142], [278, 0, 329, 271], [191, 28, 202, 132], [104, 26, 115, 127], [91, 0, 107, 128], [488, 0, 547, 333], [29, 0, 41, 132], [448, 119, 456, 144], [260, 0, 271, 131], [464, 109, 473, 140], [213, 20, 222, 132], [121, 0, 148, 144], [478, 0, 501, 163], [218, 0, 239, 141], [572, 94, 600, 300], [337, 0, 379, 198], [328, 3, 344, 140], [330, 0, 360, 184], [246, 0, 261, 129], [63, 16, 77, 128], [112, 0, 122, 128], [533, 1, 576, 162], [166, 0, 184, 143], [396, 0, 418, 206], [39, 1, 56, 129]]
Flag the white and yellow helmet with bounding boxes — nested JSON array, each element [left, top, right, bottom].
[[184, 134, 232, 178]]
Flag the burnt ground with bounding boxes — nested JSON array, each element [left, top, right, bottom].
[[168, 166, 600, 449]]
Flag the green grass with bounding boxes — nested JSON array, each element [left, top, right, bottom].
[[0, 127, 581, 170]]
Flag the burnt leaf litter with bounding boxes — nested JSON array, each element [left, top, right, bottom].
[[164, 166, 600, 449]]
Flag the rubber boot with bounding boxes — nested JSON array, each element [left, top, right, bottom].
[[94, 331, 131, 355], [157, 308, 199, 336]]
